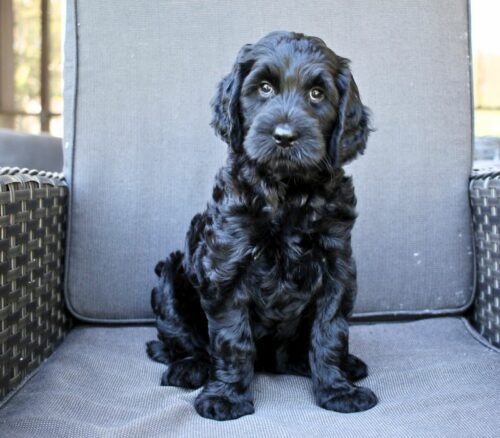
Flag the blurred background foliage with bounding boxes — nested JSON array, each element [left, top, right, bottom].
[[0, 0, 62, 136], [471, 0, 500, 163], [472, 0, 500, 138]]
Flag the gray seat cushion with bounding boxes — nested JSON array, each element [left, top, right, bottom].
[[63, 0, 473, 322], [1, 318, 498, 437]]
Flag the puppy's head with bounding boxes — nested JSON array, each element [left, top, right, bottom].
[[211, 31, 370, 174]]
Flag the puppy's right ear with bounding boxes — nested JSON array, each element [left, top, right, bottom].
[[154, 261, 165, 277], [210, 44, 254, 152]]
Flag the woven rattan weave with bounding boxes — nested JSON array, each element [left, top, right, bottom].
[[470, 169, 500, 348], [0, 167, 70, 400]]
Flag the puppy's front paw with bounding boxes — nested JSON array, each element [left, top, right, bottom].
[[161, 357, 209, 389], [319, 385, 377, 413], [194, 392, 254, 421]]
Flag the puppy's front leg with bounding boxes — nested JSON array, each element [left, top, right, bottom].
[[194, 298, 255, 421], [310, 270, 377, 413]]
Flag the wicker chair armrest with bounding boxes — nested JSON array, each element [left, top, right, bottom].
[[470, 168, 500, 348], [0, 167, 71, 401]]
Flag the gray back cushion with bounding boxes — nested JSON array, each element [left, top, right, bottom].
[[64, 0, 473, 322]]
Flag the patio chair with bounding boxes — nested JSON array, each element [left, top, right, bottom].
[[0, 1, 498, 436]]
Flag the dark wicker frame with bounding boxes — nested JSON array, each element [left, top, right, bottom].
[[470, 169, 500, 348], [0, 167, 71, 400]]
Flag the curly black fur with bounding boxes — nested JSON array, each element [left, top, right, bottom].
[[146, 31, 377, 421]]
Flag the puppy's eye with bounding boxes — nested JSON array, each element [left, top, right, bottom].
[[259, 81, 275, 97], [309, 87, 325, 103]]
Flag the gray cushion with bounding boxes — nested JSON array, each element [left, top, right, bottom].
[[1, 318, 498, 437], [63, 0, 473, 322], [0, 129, 63, 172]]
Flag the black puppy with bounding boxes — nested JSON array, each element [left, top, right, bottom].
[[147, 31, 377, 421]]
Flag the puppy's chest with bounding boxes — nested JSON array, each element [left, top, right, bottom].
[[245, 208, 326, 320]]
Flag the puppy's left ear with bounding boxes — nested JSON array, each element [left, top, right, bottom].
[[210, 44, 254, 152], [329, 59, 371, 166]]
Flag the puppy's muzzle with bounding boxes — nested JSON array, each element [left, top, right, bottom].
[[272, 123, 300, 148]]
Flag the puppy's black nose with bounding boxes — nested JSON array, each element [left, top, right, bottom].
[[273, 123, 299, 147]]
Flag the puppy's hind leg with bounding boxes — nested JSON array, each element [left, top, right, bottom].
[[343, 354, 368, 382], [146, 338, 172, 365], [161, 355, 210, 389], [146, 251, 209, 386]]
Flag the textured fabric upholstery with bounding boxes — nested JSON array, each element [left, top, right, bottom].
[[63, 0, 473, 322], [0, 129, 63, 172], [0, 318, 498, 437]]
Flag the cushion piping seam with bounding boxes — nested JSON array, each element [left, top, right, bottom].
[[461, 317, 500, 353]]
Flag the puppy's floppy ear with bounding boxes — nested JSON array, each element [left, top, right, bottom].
[[210, 44, 254, 152], [329, 58, 371, 166]]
